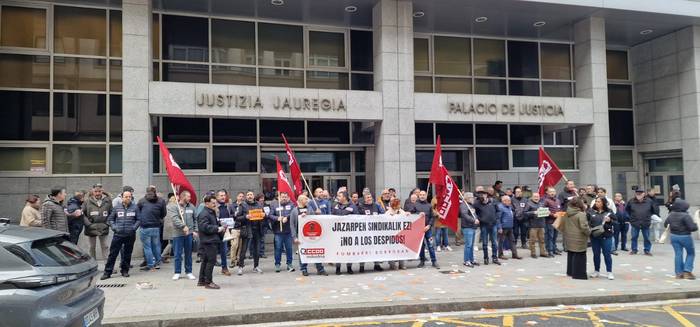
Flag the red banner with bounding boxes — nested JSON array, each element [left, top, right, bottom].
[[282, 134, 304, 197], [429, 135, 459, 232], [538, 147, 564, 196], [276, 156, 297, 203], [157, 136, 197, 204]]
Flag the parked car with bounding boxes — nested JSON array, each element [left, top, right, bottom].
[[0, 218, 105, 327]]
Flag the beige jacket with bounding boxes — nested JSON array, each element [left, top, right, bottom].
[[20, 204, 42, 227]]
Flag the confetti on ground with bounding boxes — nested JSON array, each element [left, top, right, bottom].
[[286, 302, 295, 305], [526, 321, 538, 325], [597, 288, 606, 292], [620, 263, 631, 266], [516, 268, 525, 272]]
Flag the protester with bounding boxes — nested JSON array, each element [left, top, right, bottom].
[[235, 191, 265, 275], [65, 190, 85, 244], [596, 187, 617, 214], [474, 191, 500, 265], [377, 189, 392, 211], [197, 195, 225, 289], [350, 192, 360, 206], [270, 192, 296, 273], [582, 185, 597, 207], [543, 187, 562, 257], [102, 190, 139, 280], [358, 192, 386, 271], [524, 193, 547, 258], [160, 193, 176, 264], [168, 190, 197, 281], [229, 192, 245, 267], [511, 187, 528, 249], [332, 191, 358, 275], [558, 180, 578, 208], [434, 193, 451, 252], [215, 190, 234, 276], [309, 187, 330, 214], [291, 195, 328, 276], [497, 196, 522, 260], [563, 197, 591, 280], [112, 185, 134, 208], [41, 187, 68, 233], [138, 186, 167, 271], [613, 193, 629, 255], [404, 193, 418, 214], [647, 189, 664, 243], [664, 199, 698, 279], [460, 192, 479, 267], [589, 197, 615, 280], [493, 181, 505, 197], [626, 187, 659, 255], [20, 195, 42, 227], [82, 184, 112, 259]]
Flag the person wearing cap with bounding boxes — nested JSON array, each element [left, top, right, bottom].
[[82, 184, 113, 259], [625, 186, 659, 255]]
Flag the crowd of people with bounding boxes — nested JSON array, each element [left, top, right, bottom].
[[20, 179, 697, 290]]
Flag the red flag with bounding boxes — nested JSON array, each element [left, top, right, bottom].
[[282, 134, 304, 197], [434, 166, 460, 232], [538, 147, 564, 196], [428, 135, 443, 186], [157, 136, 197, 205], [276, 156, 297, 203]]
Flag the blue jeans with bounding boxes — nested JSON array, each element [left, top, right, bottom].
[[219, 240, 228, 268], [480, 225, 498, 259], [671, 234, 695, 275], [298, 249, 325, 273], [545, 224, 558, 254], [172, 234, 193, 274], [462, 228, 476, 263], [591, 236, 613, 273], [435, 227, 449, 247], [274, 233, 294, 266], [614, 222, 629, 250], [631, 226, 652, 253], [419, 229, 437, 263], [140, 227, 162, 268]]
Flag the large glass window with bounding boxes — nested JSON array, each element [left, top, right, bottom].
[[474, 79, 506, 95], [436, 123, 473, 144], [435, 77, 471, 93], [352, 122, 375, 144], [416, 150, 463, 171], [609, 110, 635, 146], [542, 81, 572, 97], [0, 91, 49, 141], [473, 39, 505, 77], [110, 60, 122, 92], [415, 76, 433, 93], [611, 150, 634, 167], [109, 145, 121, 173], [169, 148, 206, 170], [306, 71, 349, 90], [512, 149, 538, 168], [260, 120, 304, 143], [109, 11, 122, 57], [1, 6, 46, 49], [540, 43, 571, 80], [608, 84, 633, 108], [476, 148, 508, 170], [162, 117, 209, 142], [414, 38, 430, 72], [510, 125, 541, 145], [350, 30, 372, 72], [53, 93, 106, 142], [258, 68, 304, 88], [476, 124, 507, 145], [545, 147, 575, 170], [162, 15, 208, 62], [213, 146, 257, 172], [261, 151, 351, 173], [0, 147, 46, 172], [211, 19, 255, 65], [308, 121, 349, 144], [607, 50, 629, 80], [53, 144, 106, 174], [53, 57, 107, 91], [0, 54, 50, 89], [109, 95, 121, 142], [309, 31, 345, 68], [434, 36, 470, 75], [415, 123, 434, 144], [54, 6, 106, 56], [258, 23, 303, 68], [508, 41, 539, 78], [163, 63, 208, 83], [509, 80, 540, 96], [212, 66, 256, 85], [213, 119, 257, 143]]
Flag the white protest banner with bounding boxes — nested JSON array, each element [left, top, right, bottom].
[[298, 213, 426, 264]]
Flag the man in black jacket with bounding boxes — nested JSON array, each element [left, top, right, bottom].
[[416, 190, 439, 269], [197, 195, 225, 289], [235, 191, 265, 275], [460, 192, 479, 267], [473, 191, 501, 265], [138, 186, 167, 271], [626, 187, 659, 255]]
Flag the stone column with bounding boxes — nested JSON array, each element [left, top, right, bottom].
[[121, 0, 152, 197], [372, 0, 416, 198], [574, 17, 612, 191], [677, 26, 700, 207]]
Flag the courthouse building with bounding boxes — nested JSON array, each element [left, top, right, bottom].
[[2, 0, 700, 221]]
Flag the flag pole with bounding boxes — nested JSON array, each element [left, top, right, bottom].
[[282, 134, 321, 213], [277, 190, 283, 232], [169, 182, 186, 225]]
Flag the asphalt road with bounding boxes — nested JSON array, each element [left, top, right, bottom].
[[248, 300, 700, 327]]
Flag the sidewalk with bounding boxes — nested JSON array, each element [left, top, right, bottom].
[[100, 241, 700, 326]]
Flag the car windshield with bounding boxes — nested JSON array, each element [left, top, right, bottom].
[[30, 237, 90, 267]]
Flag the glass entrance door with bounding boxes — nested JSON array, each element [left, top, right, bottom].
[[647, 157, 684, 206], [324, 176, 349, 195]]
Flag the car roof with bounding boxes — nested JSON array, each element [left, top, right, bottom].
[[0, 225, 67, 244]]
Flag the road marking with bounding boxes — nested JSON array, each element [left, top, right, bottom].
[[503, 315, 514, 327], [540, 313, 588, 321], [435, 317, 499, 327], [663, 305, 696, 327], [587, 311, 604, 327], [410, 321, 424, 327]]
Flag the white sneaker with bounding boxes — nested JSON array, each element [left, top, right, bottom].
[[186, 273, 196, 280], [237, 267, 243, 276], [607, 273, 615, 280], [172, 274, 180, 280], [589, 271, 600, 278], [436, 246, 442, 252], [446, 246, 453, 252], [254, 267, 263, 274], [474, 246, 479, 252]]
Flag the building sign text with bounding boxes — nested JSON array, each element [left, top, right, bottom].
[[448, 102, 564, 117]]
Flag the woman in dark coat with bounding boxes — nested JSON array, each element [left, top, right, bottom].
[[563, 197, 591, 280]]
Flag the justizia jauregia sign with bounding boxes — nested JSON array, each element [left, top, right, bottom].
[[196, 92, 346, 111], [448, 102, 564, 117]]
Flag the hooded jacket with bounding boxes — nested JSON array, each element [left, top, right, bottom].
[[137, 192, 167, 229], [108, 200, 140, 237], [562, 205, 591, 252], [625, 196, 659, 228], [473, 197, 498, 227], [20, 204, 42, 227], [664, 199, 698, 235], [41, 196, 68, 233], [168, 201, 198, 238], [497, 202, 513, 229], [66, 196, 83, 217], [511, 196, 527, 222], [82, 195, 113, 237]]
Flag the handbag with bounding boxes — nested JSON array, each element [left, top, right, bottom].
[[590, 225, 605, 238], [658, 225, 670, 244], [223, 228, 234, 242], [552, 212, 565, 231]]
